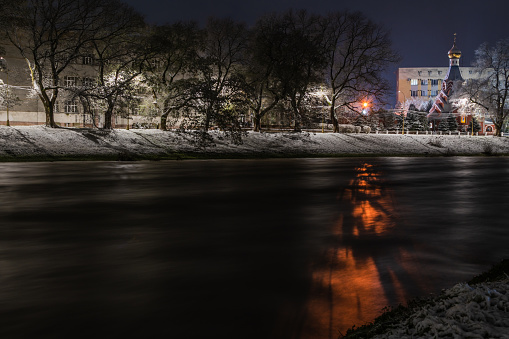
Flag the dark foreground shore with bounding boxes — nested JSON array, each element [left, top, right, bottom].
[[343, 260, 509, 338]]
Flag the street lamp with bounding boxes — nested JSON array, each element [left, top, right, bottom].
[[0, 57, 10, 127]]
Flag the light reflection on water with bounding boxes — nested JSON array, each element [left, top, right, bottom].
[[1, 158, 509, 338], [300, 163, 428, 338]]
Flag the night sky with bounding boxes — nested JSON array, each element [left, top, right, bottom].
[[123, 0, 509, 103]]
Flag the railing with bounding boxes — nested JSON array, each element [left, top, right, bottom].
[[252, 127, 499, 136]]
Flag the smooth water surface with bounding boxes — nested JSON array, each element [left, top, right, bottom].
[[0, 157, 508, 338]]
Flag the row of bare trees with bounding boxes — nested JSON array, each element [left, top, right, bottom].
[[0, 0, 400, 135]]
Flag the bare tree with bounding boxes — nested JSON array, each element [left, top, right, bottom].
[[462, 39, 509, 136], [1, 0, 98, 127], [143, 22, 202, 131], [244, 14, 290, 132], [275, 10, 326, 131], [188, 18, 248, 142], [0, 0, 144, 128], [80, 0, 145, 129], [321, 11, 400, 132]]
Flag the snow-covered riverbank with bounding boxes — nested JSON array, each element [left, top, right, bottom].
[[344, 261, 509, 338], [373, 280, 509, 338], [1, 126, 509, 160]]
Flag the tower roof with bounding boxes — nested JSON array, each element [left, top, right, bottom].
[[448, 33, 462, 59]]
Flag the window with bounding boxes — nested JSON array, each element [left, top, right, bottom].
[[431, 79, 439, 86], [64, 76, 77, 87], [82, 77, 94, 87], [428, 71, 432, 76], [83, 55, 93, 65], [430, 90, 439, 96], [150, 59, 162, 69], [418, 71, 422, 76], [421, 79, 428, 85], [410, 79, 418, 86], [65, 100, 78, 113], [469, 70, 473, 74], [411, 90, 418, 97], [421, 90, 427, 96], [461, 115, 466, 123], [438, 71, 442, 75]]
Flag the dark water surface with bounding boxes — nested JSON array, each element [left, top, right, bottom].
[[1, 157, 508, 338]]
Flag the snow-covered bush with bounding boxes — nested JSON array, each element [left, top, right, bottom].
[[338, 124, 356, 133]]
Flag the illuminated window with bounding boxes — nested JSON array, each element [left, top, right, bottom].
[[65, 100, 78, 113], [410, 79, 418, 86], [64, 76, 77, 87], [83, 55, 93, 65], [461, 115, 466, 123]]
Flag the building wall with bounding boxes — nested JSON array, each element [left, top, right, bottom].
[[396, 66, 482, 103], [0, 40, 106, 126]]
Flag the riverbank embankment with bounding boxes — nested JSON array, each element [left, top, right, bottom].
[[1, 126, 509, 161], [343, 260, 509, 338]]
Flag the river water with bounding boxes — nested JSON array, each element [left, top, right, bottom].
[[0, 157, 508, 338]]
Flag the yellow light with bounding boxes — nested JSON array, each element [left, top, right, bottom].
[[363, 102, 368, 108]]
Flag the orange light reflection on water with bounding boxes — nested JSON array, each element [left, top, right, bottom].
[[300, 163, 425, 339]]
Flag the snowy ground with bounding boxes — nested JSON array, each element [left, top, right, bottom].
[[1, 125, 509, 159], [370, 280, 509, 338]]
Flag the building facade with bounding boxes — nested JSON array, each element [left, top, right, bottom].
[[0, 39, 143, 128], [396, 35, 494, 133], [396, 67, 481, 104]]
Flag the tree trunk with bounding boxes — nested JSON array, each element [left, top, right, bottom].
[[44, 105, 58, 127], [204, 111, 211, 131], [330, 104, 339, 133], [292, 107, 301, 132], [253, 115, 261, 132], [495, 123, 502, 137], [293, 118, 301, 132], [39, 92, 58, 128], [160, 113, 168, 131], [103, 108, 113, 129]]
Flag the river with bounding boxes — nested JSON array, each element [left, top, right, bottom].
[[0, 157, 508, 338]]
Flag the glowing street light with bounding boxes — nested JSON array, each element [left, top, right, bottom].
[[362, 101, 369, 115], [0, 57, 10, 127]]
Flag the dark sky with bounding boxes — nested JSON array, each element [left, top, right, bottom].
[[122, 0, 509, 104]]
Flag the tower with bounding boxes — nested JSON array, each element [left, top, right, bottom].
[[428, 34, 464, 116]]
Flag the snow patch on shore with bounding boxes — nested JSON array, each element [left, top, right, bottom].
[[377, 280, 509, 338], [1, 126, 509, 158]]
